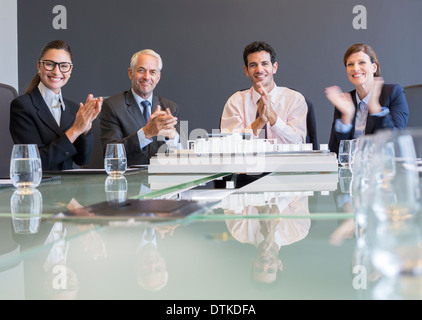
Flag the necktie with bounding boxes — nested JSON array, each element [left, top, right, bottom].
[[141, 100, 150, 122], [256, 99, 267, 139]]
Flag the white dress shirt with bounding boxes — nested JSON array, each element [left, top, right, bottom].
[[38, 82, 65, 126], [225, 196, 310, 248], [220, 85, 307, 144]]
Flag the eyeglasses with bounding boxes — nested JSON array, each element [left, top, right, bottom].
[[38, 60, 73, 73]]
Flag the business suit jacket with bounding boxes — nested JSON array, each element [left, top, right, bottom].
[[328, 84, 409, 155], [9, 88, 93, 170], [99, 90, 179, 166]]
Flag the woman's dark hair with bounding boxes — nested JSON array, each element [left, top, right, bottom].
[[343, 43, 380, 77], [243, 41, 276, 67], [25, 40, 73, 94]]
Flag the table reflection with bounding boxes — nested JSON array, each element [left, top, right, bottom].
[[135, 226, 172, 292], [339, 167, 352, 194], [105, 176, 128, 203], [43, 198, 108, 299], [11, 188, 43, 234], [224, 195, 310, 284]]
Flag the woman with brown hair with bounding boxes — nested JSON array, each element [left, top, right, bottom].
[[326, 43, 409, 155], [10, 40, 102, 170]]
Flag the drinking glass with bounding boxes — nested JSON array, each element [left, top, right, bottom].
[[105, 176, 128, 203], [11, 188, 43, 234], [104, 143, 127, 177], [370, 220, 422, 279], [339, 167, 353, 193], [350, 135, 376, 228], [10, 144, 42, 189], [338, 139, 356, 167], [403, 128, 422, 168], [369, 130, 420, 222]]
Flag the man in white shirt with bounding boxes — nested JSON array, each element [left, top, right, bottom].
[[220, 41, 307, 144], [100, 49, 179, 165]]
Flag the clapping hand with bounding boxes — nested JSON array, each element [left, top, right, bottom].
[[256, 83, 277, 126], [325, 86, 355, 124], [66, 94, 103, 142], [144, 105, 178, 139], [367, 77, 384, 114]]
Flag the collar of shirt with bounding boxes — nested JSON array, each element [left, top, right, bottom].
[[38, 81, 65, 110], [251, 84, 278, 105], [355, 89, 372, 111], [131, 89, 153, 109]]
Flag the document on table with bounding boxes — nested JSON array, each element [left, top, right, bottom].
[[52, 168, 141, 174], [54, 198, 219, 223], [0, 179, 12, 187]]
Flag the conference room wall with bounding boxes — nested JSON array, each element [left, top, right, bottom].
[[17, 0, 422, 148], [0, 0, 18, 90]]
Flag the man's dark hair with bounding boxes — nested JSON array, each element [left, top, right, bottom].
[[243, 41, 276, 67]]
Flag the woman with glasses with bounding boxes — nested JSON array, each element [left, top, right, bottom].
[[10, 40, 102, 170], [325, 43, 409, 155]]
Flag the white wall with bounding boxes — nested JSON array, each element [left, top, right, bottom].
[[0, 0, 18, 91]]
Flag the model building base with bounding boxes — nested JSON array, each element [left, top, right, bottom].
[[148, 150, 338, 174]]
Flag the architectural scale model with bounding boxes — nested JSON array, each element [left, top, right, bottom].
[[148, 134, 338, 174]]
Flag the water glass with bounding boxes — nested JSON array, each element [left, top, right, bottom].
[[350, 135, 376, 228], [338, 139, 356, 167], [339, 167, 353, 193], [369, 130, 420, 222], [10, 144, 42, 189], [104, 143, 127, 177], [403, 128, 422, 166], [370, 220, 422, 278], [105, 176, 128, 203], [11, 188, 43, 234]]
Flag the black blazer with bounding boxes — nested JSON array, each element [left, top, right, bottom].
[[10, 88, 93, 170], [328, 84, 409, 155], [99, 90, 179, 166]]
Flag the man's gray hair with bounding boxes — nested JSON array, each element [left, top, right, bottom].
[[130, 49, 163, 71]]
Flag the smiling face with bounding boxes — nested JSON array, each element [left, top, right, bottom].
[[128, 54, 161, 99], [244, 51, 278, 93], [37, 49, 72, 94], [345, 51, 377, 88]]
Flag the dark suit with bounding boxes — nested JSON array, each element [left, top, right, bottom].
[[10, 88, 93, 170], [329, 84, 409, 155], [99, 90, 179, 166]]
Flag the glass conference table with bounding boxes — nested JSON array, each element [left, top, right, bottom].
[[0, 167, 419, 300]]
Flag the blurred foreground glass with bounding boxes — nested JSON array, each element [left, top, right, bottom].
[[104, 143, 127, 177], [350, 135, 376, 228], [403, 127, 422, 169], [105, 176, 128, 203], [338, 139, 357, 167], [370, 220, 422, 279], [371, 273, 422, 299], [369, 130, 420, 222], [10, 144, 42, 189], [11, 188, 43, 234]]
